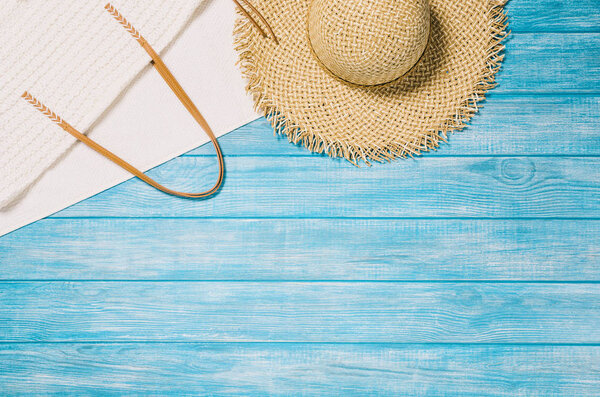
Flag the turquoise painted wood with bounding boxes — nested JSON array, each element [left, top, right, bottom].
[[492, 34, 600, 93], [504, 0, 600, 32], [53, 156, 600, 218], [1, 0, 599, 394], [2, 219, 599, 281], [2, 282, 600, 343], [1, 344, 599, 395]]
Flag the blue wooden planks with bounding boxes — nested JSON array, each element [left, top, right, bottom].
[[2, 219, 599, 281], [494, 34, 600, 93], [505, 0, 600, 32], [1, 0, 600, 394], [52, 156, 600, 218], [2, 282, 600, 343], [1, 344, 599, 395]]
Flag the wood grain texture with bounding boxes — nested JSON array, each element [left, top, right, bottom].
[[494, 34, 600, 94], [1, 282, 599, 343], [1, 343, 599, 395], [506, 0, 600, 32], [2, 219, 599, 281], [53, 156, 600, 218], [189, 95, 600, 157], [1, 0, 600, 394]]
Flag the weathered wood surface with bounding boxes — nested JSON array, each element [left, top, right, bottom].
[[1, 0, 599, 394], [506, 0, 600, 32], [1, 344, 599, 395], [53, 156, 600, 218], [493, 34, 600, 93], [2, 219, 599, 281], [2, 282, 599, 343]]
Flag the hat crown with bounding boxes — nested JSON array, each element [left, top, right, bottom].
[[308, 0, 430, 86]]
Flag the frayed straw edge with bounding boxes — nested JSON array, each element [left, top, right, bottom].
[[233, 3, 509, 165]]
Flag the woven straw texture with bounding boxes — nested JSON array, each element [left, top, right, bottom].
[[235, 0, 509, 164], [308, 0, 430, 85]]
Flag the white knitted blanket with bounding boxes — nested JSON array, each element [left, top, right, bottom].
[[0, 0, 203, 208]]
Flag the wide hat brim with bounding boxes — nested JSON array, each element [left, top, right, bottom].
[[234, 0, 509, 164]]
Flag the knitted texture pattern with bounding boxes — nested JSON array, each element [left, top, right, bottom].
[[0, 0, 203, 208]]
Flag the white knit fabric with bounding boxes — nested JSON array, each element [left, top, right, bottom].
[[0, 0, 203, 207]]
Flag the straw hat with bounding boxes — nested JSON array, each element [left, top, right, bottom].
[[234, 0, 509, 164]]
